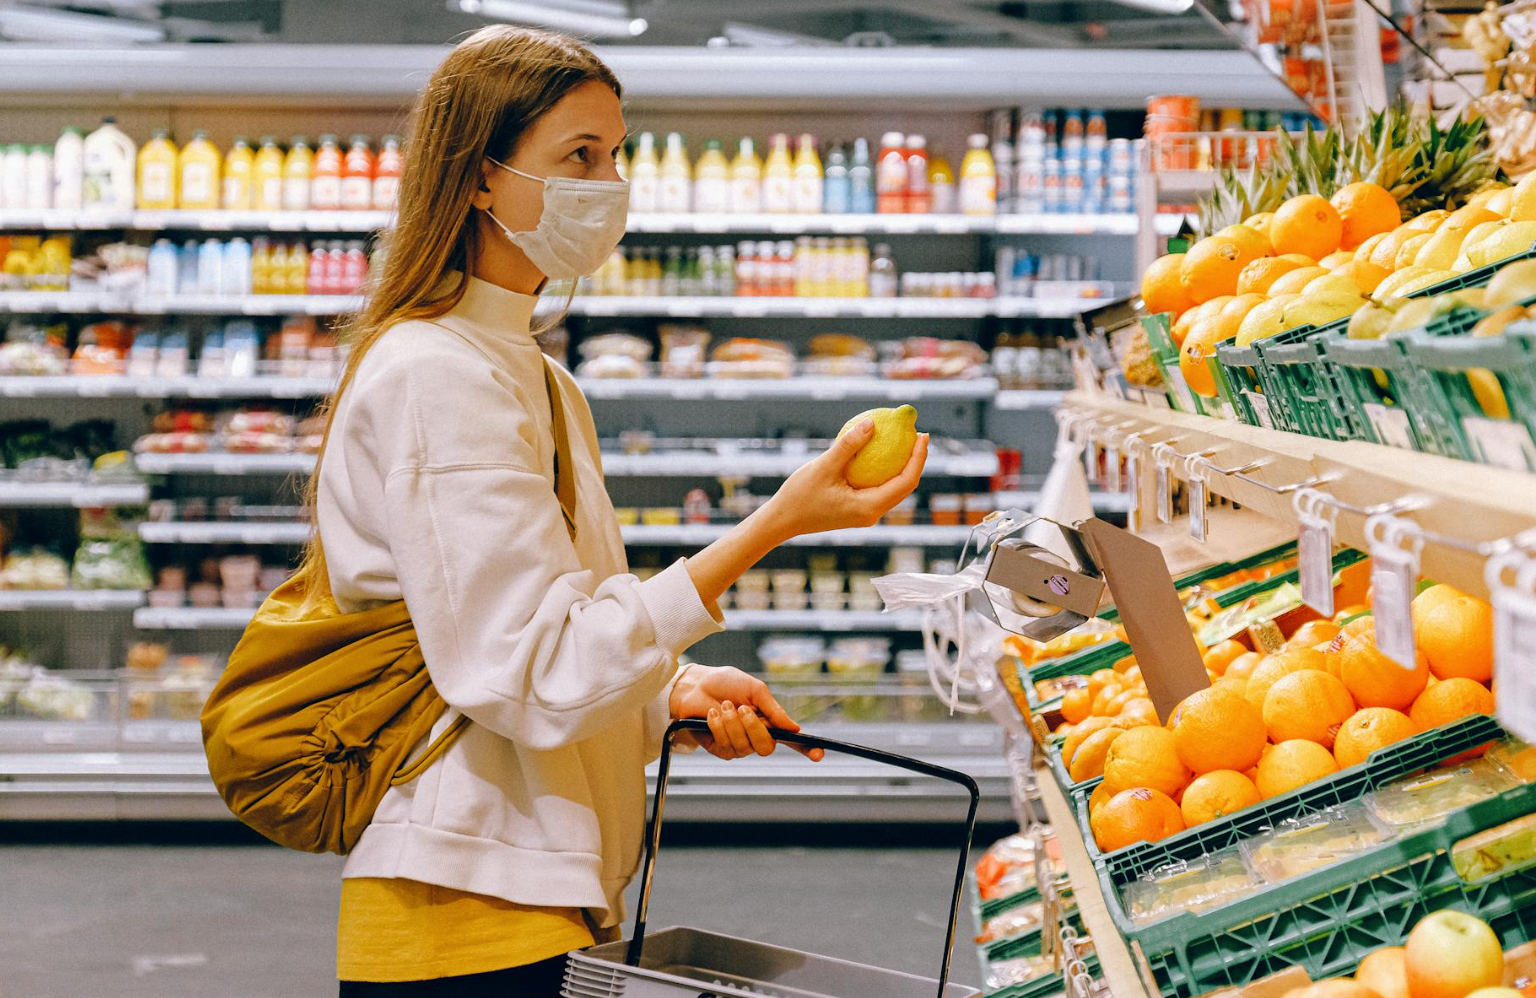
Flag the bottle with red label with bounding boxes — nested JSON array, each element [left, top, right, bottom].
[[341, 240, 368, 293], [340, 135, 374, 210], [311, 135, 343, 210], [306, 242, 328, 295], [322, 239, 346, 294], [904, 134, 930, 213], [372, 134, 402, 210], [875, 132, 907, 214]]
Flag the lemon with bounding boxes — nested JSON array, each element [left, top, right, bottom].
[[1236, 295, 1296, 346], [1283, 289, 1364, 329], [1484, 259, 1536, 306], [839, 404, 918, 488], [1466, 220, 1536, 269]]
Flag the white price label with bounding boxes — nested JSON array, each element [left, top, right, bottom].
[[1105, 445, 1122, 493], [76, 379, 113, 397], [1188, 475, 1208, 542], [1463, 416, 1536, 473], [1156, 463, 1173, 524], [1126, 450, 1144, 532], [1494, 585, 1536, 743], [1165, 368, 1198, 413], [1370, 545, 1419, 667], [810, 384, 845, 401], [804, 301, 838, 317], [1246, 391, 1275, 429], [730, 302, 769, 318], [1364, 403, 1415, 450], [664, 301, 695, 317], [212, 458, 249, 476], [1298, 512, 1335, 616]]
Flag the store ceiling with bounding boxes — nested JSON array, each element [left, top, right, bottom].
[[0, 0, 1236, 50]]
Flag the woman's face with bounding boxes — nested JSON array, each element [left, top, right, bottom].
[[473, 79, 627, 237]]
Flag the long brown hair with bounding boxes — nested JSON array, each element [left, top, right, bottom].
[[292, 25, 620, 606]]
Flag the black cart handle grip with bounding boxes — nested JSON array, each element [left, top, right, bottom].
[[626, 717, 982, 998]]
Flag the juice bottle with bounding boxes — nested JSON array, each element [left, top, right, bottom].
[[222, 136, 254, 211], [342, 240, 368, 293], [282, 136, 313, 211], [628, 132, 660, 213], [323, 240, 347, 294], [310, 135, 343, 210], [253, 136, 284, 212], [958, 134, 998, 216], [25, 146, 51, 210], [761, 133, 793, 213], [875, 132, 907, 214], [822, 144, 849, 214], [178, 130, 221, 211], [136, 129, 179, 211], [658, 132, 692, 214], [250, 238, 271, 294], [287, 242, 310, 293], [848, 137, 874, 214], [53, 126, 84, 212], [307, 242, 328, 294], [728, 137, 762, 214], [341, 135, 374, 210], [267, 242, 290, 294], [692, 138, 729, 215], [904, 134, 930, 213], [2, 146, 27, 210], [929, 154, 956, 214], [82, 117, 136, 210], [372, 135, 402, 210], [791, 133, 823, 215]]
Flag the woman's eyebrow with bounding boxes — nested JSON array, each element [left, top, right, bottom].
[[566, 133, 605, 143]]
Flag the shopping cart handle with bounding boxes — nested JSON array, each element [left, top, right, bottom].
[[625, 717, 982, 998]]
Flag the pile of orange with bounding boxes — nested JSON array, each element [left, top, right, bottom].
[[1059, 579, 1500, 854]]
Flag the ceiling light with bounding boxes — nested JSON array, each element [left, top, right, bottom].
[[0, 4, 167, 43], [448, 0, 647, 38], [1105, 0, 1195, 12]]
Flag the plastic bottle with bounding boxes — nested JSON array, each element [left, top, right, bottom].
[[136, 129, 179, 211], [222, 136, 254, 211], [178, 239, 201, 295], [729, 137, 763, 215], [22, 145, 50, 210], [372, 135, 402, 210], [958, 134, 998, 216], [253, 137, 284, 212], [875, 132, 907, 214], [658, 132, 691, 214], [341, 135, 374, 211], [311, 135, 343, 210], [178, 130, 221, 211], [342, 240, 368, 293], [850, 237, 870, 296], [762, 133, 793, 214], [287, 242, 310, 294], [306, 241, 328, 294], [661, 245, 682, 297], [790, 134, 823, 215], [868, 242, 898, 298], [929, 155, 956, 214], [822, 145, 850, 214], [904, 135, 931, 213], [223, 237, 251, 295], [146, 238, 179, 297], [82, 117, 136, 210], [282, 137, 313, 211], [628, 132, 660, 214], [323, 240, 347, 294], [198, 239, 224, 295], [692, 138, 730, 215], [0, 146, 25, 210], [267, 242, 290, 294], [250, 238, 271, 295], [1061, 111, 1085, 158], [1086, 110, 1108, 155], [848, 138, 875, 214], [53, 127, 84, 212], [993, 139, 1015, 215]]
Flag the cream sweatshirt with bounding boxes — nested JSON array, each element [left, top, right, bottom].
[[316, 274, 723, 927]]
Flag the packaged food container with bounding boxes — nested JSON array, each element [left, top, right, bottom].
[[806, 552, 838, 574], [827, 637, 891, 679], [964, 493, 993, 525], [1242, 804, 1395, 883], [887, 547, 924, 575], [188, 581, 221, 608], [641, 507, 682, 526], [222, 588, 259, 610], [848, 592, 883, 611], [772, 589, 809, 611], [1121, 847, 1258, 925], [757, 637, 825, 677], [734, 590, 771, 611], [770, 569, 807, 593], [148, 588, 185, 609], [737, 570, 770, 593], [613, 507, 640, 526], [848, 571, 880, 595], [929, 493, 963, 525], [219, 554, 260, 592], [1488, 737, 1536, 783], [811, 592, 846, 611], [1366, 759, 1518, 833], [810, 571, 846, 595], [884, 494, 917, 526]]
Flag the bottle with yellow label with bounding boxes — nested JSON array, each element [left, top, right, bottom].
[[282, 136, 313, 211], [287, 242, 309, 294], [729, 137, 763, 215], [222, 136, 254, 211], [178, 130, 221, 211], [253, 137, 284, 212], [791, 133, 823, 215], [762, 133, 793, 214], [136, 129, 178, 211], [250, 237, 272, 294]]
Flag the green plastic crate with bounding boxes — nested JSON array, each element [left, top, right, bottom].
[[1211, 336, 1271, 429], [1108, 776, 1536, 998], [1022, 641, 1132, 710], [984, 952, 1100, 998], [1143, 313, 1214, 417], [1258, 320, 1363, 442], [1400, 320, 1536, 472]]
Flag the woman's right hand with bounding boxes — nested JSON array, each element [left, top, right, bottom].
[[763, 420, 929, 539]]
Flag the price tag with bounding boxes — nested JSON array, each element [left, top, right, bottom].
[[1165, 368, 1198, 413], [768, 217, 808, 234], [1463, 416, 1536, 473], [1246, 391, 1275, 429], [1370, 543, 1420, 667], [1126, 450, 1144, 532], [212, 457, 248, 476], [1298, 510, 1335, 616], [1105, 444, 1122, 493], [804, 301, 838, 317], [1247, 618, 1286, 654], [691, 218, 727, 233], [1493, 580, 1536, 743], [1156, 462, 1173, 524], [729, 302, 769, 318], [810, 383, 845, 401], [1187, 474, 1208, 542], [1364, 403, 1415, 450]]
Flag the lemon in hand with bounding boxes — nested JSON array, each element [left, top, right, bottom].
[[839, 404, 918, 488]]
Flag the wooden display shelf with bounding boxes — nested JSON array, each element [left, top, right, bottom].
[[1063, 391, 1536, 601]]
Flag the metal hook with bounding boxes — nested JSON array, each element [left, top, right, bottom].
[[1234, 461, 1338, 495]]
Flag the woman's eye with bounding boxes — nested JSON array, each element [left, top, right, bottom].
[[570, 147, 589, 163]]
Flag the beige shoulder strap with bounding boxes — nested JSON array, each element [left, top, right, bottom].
[[542, 357, 579, 541]]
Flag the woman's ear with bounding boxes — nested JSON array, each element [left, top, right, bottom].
[[470, 158, 496, 211]]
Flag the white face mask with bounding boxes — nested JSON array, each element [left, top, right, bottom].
[[482, 156, 629, 280]]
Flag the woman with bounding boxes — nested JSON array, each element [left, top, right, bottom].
[[300, 25, 928, 996]]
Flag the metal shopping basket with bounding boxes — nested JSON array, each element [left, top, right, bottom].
[[562, 718, 982, 998]]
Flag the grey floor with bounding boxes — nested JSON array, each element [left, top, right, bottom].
[[0, 838, 986, 997]]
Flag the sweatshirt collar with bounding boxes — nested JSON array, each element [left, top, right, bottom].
[[447, 273, 539, 343]]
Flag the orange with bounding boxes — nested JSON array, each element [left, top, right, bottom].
[[1091, 787, 1185, 852], [1068, 726, 1125, 783], [1368, 226, 1418, 271], [1263, 670, 1356, 748], [1212, 676, 1249, 700], [1410, 582, 1462, 619], [1203, 639, 1249, 676], [1244, 212, 1275, 241], [1224, 652, 1264, 681], [1287, 620, 1340, 649], [1244, 647, 1328, 710], [1179, 319, 1228, 397], [1105, 688, 1143, 717], [1171, 295, 1232, 347], [1180, 770, 1261, 826], [1266, 266, 1329, 295], [1061, 687, 1093, 724], [1289, 980, 1389, 998], [1180, 236, 1254, 304], [1217, 223, 1273, 260], [1272, 194, 1344, 260], [1355, 231, 1390, 265], [1087, 780, 1115, 818], [1087, 668, 1120, 700], [1333, 707, 1417, 769], [1170, 687, 1267, 774], [1331, 182, 1401, 249], [1061, 715, 1116, 766], [1414, 590, 1495, 682], [1336, 623, 1429, 710], [1256, 739, 1340, 798], [1141, 252, 1195, 316], [1236, 256, 1306, 295], [1339, 258, 1390, 294], [1091, 682, 1129, 716], [1103, 725, 1191, 797], [1408, 677, 1496, 732], [1114, 697, 1160, 729], [1355, 947, 1410, 998]]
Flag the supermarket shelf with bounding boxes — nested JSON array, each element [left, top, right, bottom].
[[0, 374, 336, 399], [0, 208, 391, 232], [132, 449, 999, 478], [581, 377, 1003, 402], [1152, 170, 1219, 199], [622, 523, 973, 547], [0, 480, 149, 507], [138, 521, 311, 545], [1064, 391, 1536, 600], [0, 589, 143, 611], [0, 291, 362, 316], [131, 605, 924, 631], [994, 389, 1065, 411], [133, 606, 254, 629]]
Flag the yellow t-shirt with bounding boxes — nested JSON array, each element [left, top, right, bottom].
[[337, 877, 595, 983]]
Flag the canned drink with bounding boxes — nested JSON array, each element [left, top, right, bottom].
[[1042, 156, 1062, 212], [1061, 163, 1084, 214]]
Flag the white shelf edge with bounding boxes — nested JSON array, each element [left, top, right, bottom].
[[138, 522, 311, 545], [621, 524, 974, 546], [0, 590, 144, 610], [0, 481, 149, 507]]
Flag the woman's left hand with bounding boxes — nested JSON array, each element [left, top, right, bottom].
[[669, 664, 824, 761]]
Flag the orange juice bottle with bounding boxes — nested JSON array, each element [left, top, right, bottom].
[[958, 133, 997, 216], [287, 242, 309, 292], [178, 130, 221, 211], [222, 136, 254, 210], [311, 134, 342, 210], [267, 242, 290, 294], [762, 133, 793, 214], [250, 237, 272, 294], [340, 135, 374, 210], [729, 137, 762, 215], [282, 136, 313, 211], [372, 135, 402, 210], [791, 134, 823, 214], [136, 129, 178, 210], [253, 136, 284, 212]]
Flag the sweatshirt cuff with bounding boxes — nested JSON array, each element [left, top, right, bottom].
[[637, 558, 725, 659]]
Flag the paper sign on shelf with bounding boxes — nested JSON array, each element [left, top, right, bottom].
[[1463, 416, 1536, 473], [1370, 542, 1420, 668], [1491, 552, 1536, 744], [1298, 509, 1335, 617]]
